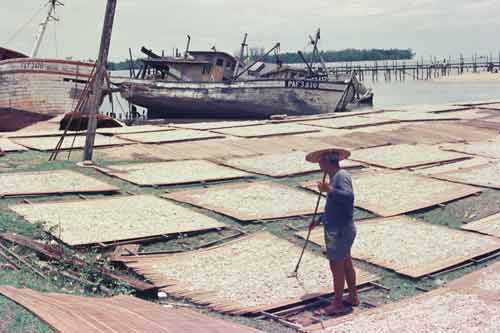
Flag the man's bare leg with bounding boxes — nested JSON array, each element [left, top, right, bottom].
[[343, 255, 359, 306], [322, 259, 348, 314]]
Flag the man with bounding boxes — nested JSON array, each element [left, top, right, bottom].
[[309, 149, 358, 315]]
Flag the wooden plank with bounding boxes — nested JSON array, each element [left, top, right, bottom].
[[218, 151, 363, 177], [415, 121, 498, 142], [431, 162, 500, 190], [431, 108, 498, 120], [6, 129, 79, 138], [309, 262, 500, 332], [154, 139, 260, 160], [12, 134, 130, 151], [0, 137, 28, 152], [381, 111, 460, 122], [478, 102, 500, 110], [96, 125, 174, 135], [463, 119, 500, 131], [308, 288, 499, 332], [98, 160, 252, 186], [349, 119, 497, 148], [18, 244, 157, 291], [170, 120, 265, 130], [213, 123, 321, 138], [441, 137, 500, 159], [125, 232, 378, 315], [297, 216, 500, 278], [462, 213, 500, 238], [350, 171, 481, 217], [369, 123, 463, 145], [300, 114, 397, 129], [96, 144, 165, 161], [445, 261, 500, 296], [0, 234, 151, 292], [415, 157, 495, 176], [165, 181, 325, 222], [227, 136, 332, 155], [395, 104, 470, 113], [454, 100, 500, 107], [482, 115, 500, 123], [311, 131, 398, 150], [350, 144, 469, 169], [117, 129, 224, 144], [10, 195, 226, 246], [0, 170, 119, 197], [0, 287, 263, 333]]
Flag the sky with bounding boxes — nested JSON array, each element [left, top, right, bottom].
[[1, 0, 499, 62]]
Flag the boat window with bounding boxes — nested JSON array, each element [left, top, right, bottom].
[[226, 61, 232, 69], [216, 58, 224, 67], [202, 64, 211, 74], [63, 78, 89, 84]]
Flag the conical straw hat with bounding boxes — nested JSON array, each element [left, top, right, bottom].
[[305, 148, 351, 163]]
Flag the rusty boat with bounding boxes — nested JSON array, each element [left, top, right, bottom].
[[120, 34, 370, 119]]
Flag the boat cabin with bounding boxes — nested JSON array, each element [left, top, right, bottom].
[[139, 50, 238, 82]]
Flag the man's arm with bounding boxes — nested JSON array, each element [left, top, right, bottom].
[[328, 188, 354, 205], [309, 181, 330, 230]]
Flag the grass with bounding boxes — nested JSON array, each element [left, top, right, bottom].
[[410, 189, 500, 228], [0, 211, 45, 239], [0, 260, 66, 333], [0, 151, 136, 331], [1, 148, 500, 332]]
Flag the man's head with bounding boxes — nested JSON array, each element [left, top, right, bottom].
[[319, 151, 341, 174]]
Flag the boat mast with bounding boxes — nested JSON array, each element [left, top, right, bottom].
[[31, 0, 62, 58], [233, 42, 280, 80], [233, 33, 248, 78], [184, 34, 191, 58], [308, 28, 328, 75]]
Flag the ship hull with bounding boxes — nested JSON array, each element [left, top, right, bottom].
[[120, 79, 352, 118], [0, 58, 94, 128]]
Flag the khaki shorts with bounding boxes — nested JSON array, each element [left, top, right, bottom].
[[324, 224, 356, 261]]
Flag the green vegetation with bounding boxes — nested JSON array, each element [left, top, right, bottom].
[[254, 48, 414, 64], [106, 59, 142, 72], [106, 48, 414, 71]]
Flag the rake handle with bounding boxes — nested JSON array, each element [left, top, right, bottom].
[[292, 172, 327, 274]]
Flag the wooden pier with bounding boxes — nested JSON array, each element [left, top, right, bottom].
[[328, 53, 500, 81]]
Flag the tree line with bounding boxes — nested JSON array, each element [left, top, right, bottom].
[[255, 48, 415, 64], [107, 48, 414, 71], [107, 59, 142, 71]]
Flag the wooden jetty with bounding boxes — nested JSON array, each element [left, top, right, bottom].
[[327, 53, 500, 82]]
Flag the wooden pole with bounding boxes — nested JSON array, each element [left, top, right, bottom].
[[128, 48, 136, 78], [83, 0, 117, 162], [233, 33, 248, 78]]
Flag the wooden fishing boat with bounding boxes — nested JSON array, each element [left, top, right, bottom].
[[121, 77, 353, 118], [120, 44, 365, 118], [0, 1, 94, 130]]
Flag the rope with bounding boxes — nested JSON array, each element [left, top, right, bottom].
[[115, 93, 127, 116], [53, 19, 59, 58], [5, 4, 46, 45], [50, 64, 96, 161]]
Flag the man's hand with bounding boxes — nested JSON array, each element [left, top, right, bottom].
[[317, 181, 332, 193], [308, 219, 320, 231]]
